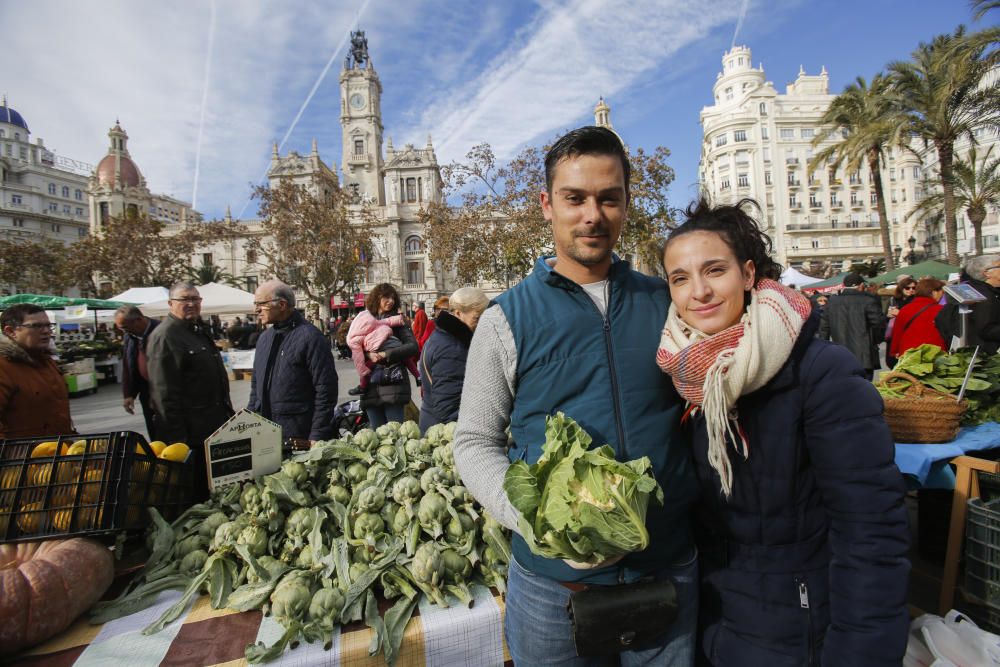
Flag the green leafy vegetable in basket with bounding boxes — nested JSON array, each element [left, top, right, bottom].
[[503, 412, 663, 565]]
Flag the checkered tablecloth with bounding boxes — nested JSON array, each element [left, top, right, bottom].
[[10, 585, 511, 667]]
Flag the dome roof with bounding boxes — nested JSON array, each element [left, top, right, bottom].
[[95, 153, 142, 188], [0, 104, 28, 132]]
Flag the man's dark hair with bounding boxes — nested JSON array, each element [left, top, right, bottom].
[[365, 283, 400, 316], [114, 305, 144, 321], [664, 198, 782, 286], [544, 126, 630, 199], [1, 304, 46, 330]]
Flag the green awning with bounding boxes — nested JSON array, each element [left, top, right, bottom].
[[0, 294, 134, 310], [868, 260, 961, 285], [800, 272, 850, 290]]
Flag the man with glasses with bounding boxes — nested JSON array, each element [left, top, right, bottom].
[[114, 305, 160, 441], [0, 304, 72, 438], [247, 279, 338, 445], [148, 282, 233, 500]]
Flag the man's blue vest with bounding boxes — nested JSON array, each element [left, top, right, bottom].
[[494, 256, 698, 584]]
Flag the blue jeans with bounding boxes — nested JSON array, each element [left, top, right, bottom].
[[505, 553, 698, 666], [366, 402, 405, 428]]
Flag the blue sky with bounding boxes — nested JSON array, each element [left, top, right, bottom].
[[2, 0, 990, 221]]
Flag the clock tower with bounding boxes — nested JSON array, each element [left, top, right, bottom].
[[340, 30, 385, 206]]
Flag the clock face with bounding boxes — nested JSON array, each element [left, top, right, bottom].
[[350, 93, 365, 110]]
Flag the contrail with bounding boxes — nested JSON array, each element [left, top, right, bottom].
[[731, 0, 751, 49], [191, 0, 217, 211], [238, 0, 372, 219]]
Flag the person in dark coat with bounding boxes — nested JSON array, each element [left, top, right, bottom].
[[148, 282, 234, 501], [817, 272, 886, 378], [360, 283, 418, 428], [935, 254, 1000, 354], [247, 280, 338, 443], [114, 306, 161, 441], [418, 287, 488, 432], [657, 199, 910, 667]]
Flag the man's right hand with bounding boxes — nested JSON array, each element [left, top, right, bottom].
[[123, 397, 135, 414]]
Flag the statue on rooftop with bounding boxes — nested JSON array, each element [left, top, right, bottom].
[[348, 30, 369, 69]]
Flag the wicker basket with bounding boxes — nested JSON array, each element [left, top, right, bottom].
[[878, 371, 966, 443]]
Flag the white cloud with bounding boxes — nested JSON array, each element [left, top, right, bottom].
[[407, 0, 747, 163]]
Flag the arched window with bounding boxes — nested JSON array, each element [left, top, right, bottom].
[[404, 235, 423, 254], [759, 102, 767, 116], [61, 186, 69, 197]]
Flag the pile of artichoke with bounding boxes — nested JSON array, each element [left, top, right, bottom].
[[90, 421, 511, 665]]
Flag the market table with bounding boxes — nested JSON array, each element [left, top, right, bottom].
[[10, 585, 511, 667], [894, 422, 1000, 487]]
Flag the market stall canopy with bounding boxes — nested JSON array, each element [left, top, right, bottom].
[[109, 287, 169, 304], [140, 282, 255, 317], [800, 272, 850, 294], [0, 294, 132, 310], [780, 267, 824, 287], [869, 260, 961, 286]]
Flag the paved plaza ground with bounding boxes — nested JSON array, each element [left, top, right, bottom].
[[69, 354, 420, 441]]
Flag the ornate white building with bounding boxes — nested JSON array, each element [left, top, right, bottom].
[[699, 46, 927, 273], [0, 98, 91, 252]]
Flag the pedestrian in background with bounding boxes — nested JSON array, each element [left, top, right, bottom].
[[818, 272, 886, 379], [936, 254, 1000, 354], [418, 287, 488, 432], [359, 283, 418, 428], [418, 295, 450, 351], [884, 276, 917, 367], [148, 282, 233, 501], [412, 301, 428, 342], [247, 280, 338, 443], [114, 305, 160, 441], [0, 305, 72, 438], [890, 277, 946, 358]]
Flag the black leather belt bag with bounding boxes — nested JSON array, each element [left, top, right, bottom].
[[566, 578, 678, 657]]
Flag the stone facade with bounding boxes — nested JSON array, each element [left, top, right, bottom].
[[699, 46, 926, 274]]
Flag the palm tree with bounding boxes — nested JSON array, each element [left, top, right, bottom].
[[971, 0, 1000, 21], [908, 145, 1000, 255], [811, 74, 907, 271], [185, 261, 242, 288], [888, 26, 1000, 264]]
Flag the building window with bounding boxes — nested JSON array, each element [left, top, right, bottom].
[[985, 235, 999, 249], [12, 218, 24, 227], [0, 130, 4, 138], [246, 249, 257, 265], [48, 183, 56, 194], [715, 134, 727, 147], [725, 87, 733, 101], [913, 166, 921, 179], [404, 235, 423, 254], [62, 205, 70, 215], [11, 194, 21, 204], [780, 128, 795, 140], [406, 178, 417, 202], [870, 192, 878, 205], [764, 171, 772, 185], [76, 207, 84, 216], [202, 253, 213, 265], [800, 128, 814, 139], [720, 178, 731, 191], [4, 145, 10, 156], [354, 139, 364, 155], [75, 189, 82, 200], [734, 130, 747, 142], [737, 173, 749, 187], [49, 202, 58, 212], [890, 168, 896, 182], [19, 147, 27, 160], [78, 227, 86, 237], [51, 223, 61, 232], [246, 275, 259, 293], [759, 102, 767, 116], [789, 194, 799, 207], [406, 261, 424, 285], [61, 186, 69, 197], [761, 127, 769, 140]]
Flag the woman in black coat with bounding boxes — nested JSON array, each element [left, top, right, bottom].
[[657, 199, 910, 667], [360, 283, 418, 428], [418, 287, 489, 433]]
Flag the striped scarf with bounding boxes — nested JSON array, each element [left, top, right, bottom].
[[656, 279, 812, 497]]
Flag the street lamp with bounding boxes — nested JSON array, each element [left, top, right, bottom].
[[894, 245, 902, 266], [907, 236, 917, 265], [922, 240, 931, 260]]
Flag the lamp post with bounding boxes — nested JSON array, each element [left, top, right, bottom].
[[894, 245, 902, 266], [922, 240, 931, 260], [906, 236, 917, 265]]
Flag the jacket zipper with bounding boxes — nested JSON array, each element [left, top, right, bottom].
[[796, 578, 815, 666], [587, 279, 627, 458]]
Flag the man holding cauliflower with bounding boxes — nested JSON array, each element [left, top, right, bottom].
[[454, 126, 699, 665]]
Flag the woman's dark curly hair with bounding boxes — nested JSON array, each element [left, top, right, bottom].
[[365, 283, 400, 316], [664, 197, 782, 286]]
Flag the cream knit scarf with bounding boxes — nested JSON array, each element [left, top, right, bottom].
[[655, 279, 812, 497]]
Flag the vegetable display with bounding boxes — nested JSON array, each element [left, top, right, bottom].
[[503, 412, 663, 565], [877, 345, 1000, 424], [90, 421, 510, 665]]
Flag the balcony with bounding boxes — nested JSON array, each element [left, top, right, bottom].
[[789, 202, 802, 209], [787, 179, 802, 187], [786, 220, 879, 232], [850, 199, 864, 209], [830, 200, 843, 209], [403, 282, 425, 291], [809, 201, 823, 210], [786, 157, 800, 166], [347, 152, 371, 166], [849, 178, 862, 187], [808, 179, 821, 188]]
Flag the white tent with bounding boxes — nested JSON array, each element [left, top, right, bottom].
[[780, 267, 823, 287], [141, 282, 255, 317], [110, 287, 169, 304]]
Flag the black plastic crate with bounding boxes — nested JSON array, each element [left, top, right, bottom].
[[0, 432, 193, 543], [964, 497, 1000, 609]]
